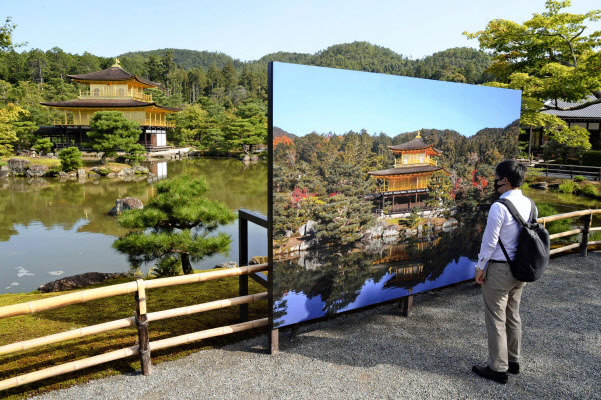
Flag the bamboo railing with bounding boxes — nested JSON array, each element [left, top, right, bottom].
[[537, 209, 601, 256], [0, 264, 268, 392]]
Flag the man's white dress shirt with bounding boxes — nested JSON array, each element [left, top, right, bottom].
[[476, 189, 535, 271]]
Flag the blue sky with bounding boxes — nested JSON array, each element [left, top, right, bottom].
[[1, 0, 599, 61], [273, 62, 521, 137]]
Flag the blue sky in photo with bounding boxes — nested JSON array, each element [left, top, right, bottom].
[[273, 62, 522, 137]]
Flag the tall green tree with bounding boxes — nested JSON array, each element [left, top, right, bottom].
[[426, 171, 454, 218], [0, 103, 23, 156], [464, 0, 601, 128], [113, 176, 236, 274], [0, 17, 25, 51], [87, 111, 144, 164]]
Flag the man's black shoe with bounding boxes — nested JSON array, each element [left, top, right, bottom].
[[472, 365, 508, 384], [508, 362, 520, 374]]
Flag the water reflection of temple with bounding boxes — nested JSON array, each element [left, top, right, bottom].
[[148, 162, 168, 183], [368, 131, 445, 214], [373, 239, 435, 265]]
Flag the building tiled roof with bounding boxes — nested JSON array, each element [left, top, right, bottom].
[[40, 99, 181, 112], [541, 95, 601, 119], [388, 137, 442, 153], [367, 165, 443, 176], [67, 67, 160, 87]]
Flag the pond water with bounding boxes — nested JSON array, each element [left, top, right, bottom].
[[0, 158, 267, 293]]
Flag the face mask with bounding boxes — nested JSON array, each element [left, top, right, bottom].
[[493, 177, 504, 191]]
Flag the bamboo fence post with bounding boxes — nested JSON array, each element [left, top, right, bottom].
[[581, 211, 592, 257], [135, 279, 151, 376], [239, 215, 249, 322]]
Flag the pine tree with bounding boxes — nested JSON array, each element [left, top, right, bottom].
[[113, 176, 236, 274], [87, 110, 144, 164], [426, 171, 454, 218], [58, 147, 83, 171]]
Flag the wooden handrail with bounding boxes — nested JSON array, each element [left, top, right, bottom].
[[0, 263, 269, 391], [0, 318, 268, 391]]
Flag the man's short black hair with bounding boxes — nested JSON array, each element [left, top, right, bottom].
[[496, 160, 527, 188]]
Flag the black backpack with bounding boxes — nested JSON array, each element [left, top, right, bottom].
[[497, 198, 550, 282]]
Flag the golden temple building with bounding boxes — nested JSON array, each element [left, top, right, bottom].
[[39, 60, 181, 151], [368, 131, 445, 214]]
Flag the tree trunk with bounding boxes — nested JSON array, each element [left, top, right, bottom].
[[181, 253, 193, 274]]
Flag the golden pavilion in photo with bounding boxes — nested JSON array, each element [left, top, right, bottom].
[[39, 60, 181, 151], [368, 131, 445, 214]]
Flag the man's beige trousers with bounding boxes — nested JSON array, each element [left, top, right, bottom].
[[482, 261, 526, 372]]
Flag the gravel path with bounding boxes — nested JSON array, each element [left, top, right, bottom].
[[32, 252, 601, 400]]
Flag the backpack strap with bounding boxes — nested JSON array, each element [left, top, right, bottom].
[[496, 198, 527, 226], [495, 196, 536, 263], [528, 198, 538, 223]]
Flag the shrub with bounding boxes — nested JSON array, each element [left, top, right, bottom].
[[573, 175, 586, 182], [150, 255, 182, 277], [524, 168, 543, 183], [582, 150, 601, 167], [581, 184, 598, 198], [558, 180, 578, 194], [58, 147, 83, 172], [521, 182, 530, 190], [46, 166, 61, 177], [32, 138, 54, 155]]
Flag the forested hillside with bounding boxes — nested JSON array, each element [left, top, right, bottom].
[[0, 41, 496, 155]]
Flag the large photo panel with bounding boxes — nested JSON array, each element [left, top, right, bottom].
[[270, 62, 521, 328]]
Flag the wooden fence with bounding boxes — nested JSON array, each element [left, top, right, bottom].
[[538, 209, 601, 256], [533, 163, 601, 181], [0, 264, 268, 391]]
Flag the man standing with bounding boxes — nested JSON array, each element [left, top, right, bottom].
[[472, 160, 533, 384]]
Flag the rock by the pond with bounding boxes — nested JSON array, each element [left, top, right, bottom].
[[530, 182, 549, 190], [106, 172, 117, 178], [25, 164, 48, 177], [77, 168, 86, 178], [58, 171, 69, 178], [117, 168, 135, 177], [299, 220, 316, 236], [89, 173, 100, 178], [134, 166, 149, 174], [383, 224, 400, 237], [0, 169, 8, 178], [108, 197, 144, 216], [214, 261, 238, 269], [7, 158, 32, 175], [38, 272, 129, 293]]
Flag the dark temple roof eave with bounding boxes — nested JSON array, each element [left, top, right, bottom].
[[40, 99, 181, 112], [367, 165, 444, 176]]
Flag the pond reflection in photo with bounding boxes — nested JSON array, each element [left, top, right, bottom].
[[273, 218, 484, 328]]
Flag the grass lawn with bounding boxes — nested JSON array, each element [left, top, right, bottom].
[[0, 271, 267, 399], [0, 156, 60, 168]]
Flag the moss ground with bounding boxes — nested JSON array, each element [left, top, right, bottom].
[[0, 270, 267, 399]]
